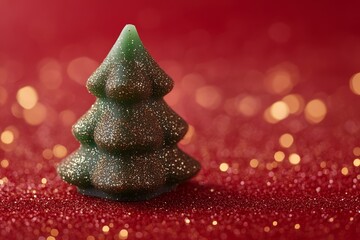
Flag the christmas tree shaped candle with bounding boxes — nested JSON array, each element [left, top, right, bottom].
[[57, 24, 201, 201]]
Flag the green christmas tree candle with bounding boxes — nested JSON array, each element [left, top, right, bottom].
[[57, 24, 201, 201]]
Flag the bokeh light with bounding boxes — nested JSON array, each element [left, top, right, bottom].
[[289, 153, 301, 165], [39, 58, 63, 89], [1, 130, 14, 144], [16, 86, 38, 109], [219, 163, 229, 172], [237, 96, 261, 117], [270, 101, 290, 121], [195, 85, 222, 109], [53, 144, 68, 158], [67, 57, 98, 85], [274, 151, 285, 162], [304, 99, 327, 124], [279, 133, 294, 148], [282, 94, 304, 115], [249, 158, 259, 168], [349, 73, 360, 95], [23, 103, 47, 125]]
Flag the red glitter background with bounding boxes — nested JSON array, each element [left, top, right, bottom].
[[0, 1, 360, 239]]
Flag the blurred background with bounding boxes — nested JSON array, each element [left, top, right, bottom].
[[1, 0, 360, 164], [0, 1, 360, 239]]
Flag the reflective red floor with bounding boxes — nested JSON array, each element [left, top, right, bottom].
[[0, 1, 359, 239]]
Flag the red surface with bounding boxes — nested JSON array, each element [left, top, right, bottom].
[[0, 1, 360, 239]]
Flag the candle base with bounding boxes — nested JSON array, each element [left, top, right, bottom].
[[77, 184, 178, 201]]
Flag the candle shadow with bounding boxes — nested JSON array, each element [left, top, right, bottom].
[[125, 181, 254, 211]]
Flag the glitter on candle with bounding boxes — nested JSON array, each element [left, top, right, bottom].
[[249, 159, 259, 168], [274, 151, 285, 162], [279, 133, 294, 148], [289, 153, 301, 165], [263, 226, 270, 232], [16, 86, 38, 109], [270, 101, 289, 121], [86, 236, 95, 240], [272, 221, 278, 226], [304, 99, 327, 124], [219, 163, 229, 172], [118, 229, 129, 240], [184, 218, 191, 224], [294, 224, 301, 230], [349, 72, 360, 95], [212, 220, 218, 226]]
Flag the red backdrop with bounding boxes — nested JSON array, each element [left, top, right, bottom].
[[0, 1, 360, 239]]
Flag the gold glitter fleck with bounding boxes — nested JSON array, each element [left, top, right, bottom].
[[264, 226, 270, 232], [41, 178, 47, 184], [279, 133, 294, 148], [219, 162, 229, 172], [46, 236, 55, 240], [1, 130, 14, 144], [272, 221, 278, 226], [184, 217, 190, 224], [249, 159, 259, 168], [341, 167, 349, 176], [289, 153, 301, 165], [274, 151, 285, 162], [294, 223, 301, 230], [328, 217, 334, 223], [118, 229, 129, 239], [212, 220, 218, 226], [1, 159, 9, 168]]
